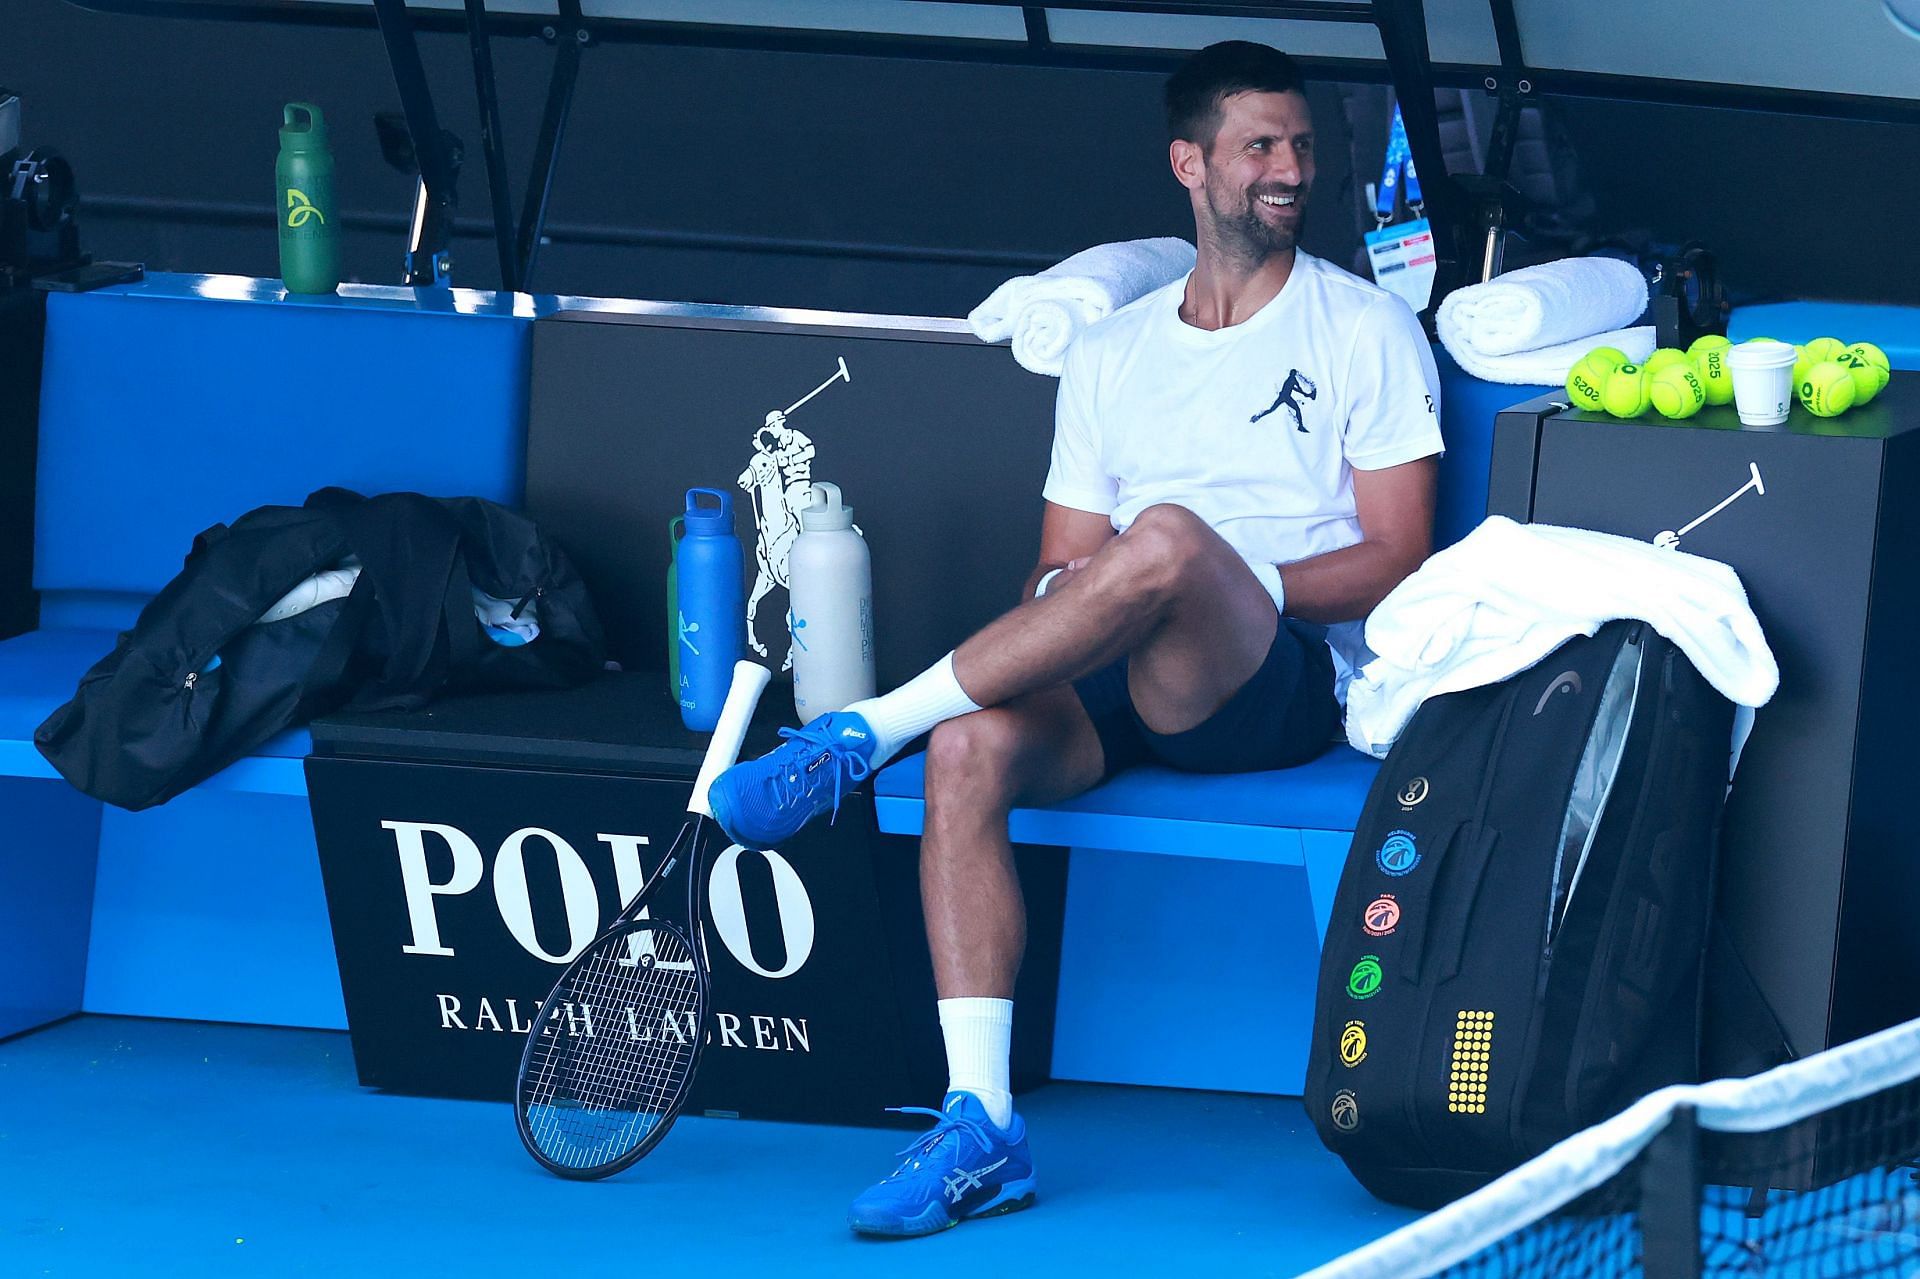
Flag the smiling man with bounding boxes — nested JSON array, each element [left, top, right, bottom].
[[708, 41, 1444, 1237]]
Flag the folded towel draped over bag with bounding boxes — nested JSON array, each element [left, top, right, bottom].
[[968, 237, 1196, 376], [1345, 516, 1779, 760], [1436, 256, 1654, 385]]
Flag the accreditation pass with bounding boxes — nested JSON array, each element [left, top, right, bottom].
[[1364, 217, 1437, 312]]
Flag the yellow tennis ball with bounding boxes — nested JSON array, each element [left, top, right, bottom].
[[1582, 345, 1631, 374], [1833, 353, 1884, 407], [1566, 352, 1617, 411], [1800, 360, 1857, 417], [1649, 363, 1707, 418], [1600, 363, 1652, 417], [1643, 348, 1690, 376], [1794, 337, 1847, 389], [1688, 335, 1735, 405], [1846, 341, 1892, 403]]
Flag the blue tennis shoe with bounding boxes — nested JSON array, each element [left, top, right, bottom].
[[706, 710, 879, 849], [847, 1092, 1037, 1238]]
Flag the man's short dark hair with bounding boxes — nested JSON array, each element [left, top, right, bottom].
[[1164, 41, 1306, 149]]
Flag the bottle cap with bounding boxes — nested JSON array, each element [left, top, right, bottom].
[[280, 103, 330, 153], [682, 487, 734, 535], [800, 482, 854, 532]]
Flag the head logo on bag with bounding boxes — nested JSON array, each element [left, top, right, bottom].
[[1363, 895, 1401, 937], [1397, 777, 1430, 808], [1347, 955, 1384, 999], [1340, 1021, 1368, 1067], [1376, 830, 1420, 876], [1330, 1090, 1360, 1131], [1533, 671, 1583, 715]]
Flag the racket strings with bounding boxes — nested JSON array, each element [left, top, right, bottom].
[[521, 923, 707, 1171]]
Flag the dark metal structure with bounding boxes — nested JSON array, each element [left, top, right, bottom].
[[61, 0, 1920, 302]]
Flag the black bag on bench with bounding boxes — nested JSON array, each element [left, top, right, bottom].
[[35, 488, 605, 811], [1304, 620, 1734, 1208]]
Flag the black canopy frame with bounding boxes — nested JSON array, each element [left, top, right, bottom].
[[64, 0, 1920, 302]]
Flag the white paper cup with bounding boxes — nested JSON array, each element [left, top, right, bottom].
[[1726, 339, 1797, 426]]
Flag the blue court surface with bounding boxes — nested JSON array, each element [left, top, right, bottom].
[[0, 1016, 1420, 1277]]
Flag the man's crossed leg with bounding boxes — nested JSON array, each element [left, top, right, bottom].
[[707, 505, 1340, 1236]]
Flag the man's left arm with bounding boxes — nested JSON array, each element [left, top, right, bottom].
[[1275, 457, 1436, 623]]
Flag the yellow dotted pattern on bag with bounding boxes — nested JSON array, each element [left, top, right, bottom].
[[1448, 1010, 1494, 1115]]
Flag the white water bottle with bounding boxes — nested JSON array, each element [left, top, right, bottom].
[[788, 481, 876, 723]]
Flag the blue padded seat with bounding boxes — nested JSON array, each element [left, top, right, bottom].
[[874, 745, 1381, 847], [1730, 302, 1920, 370]]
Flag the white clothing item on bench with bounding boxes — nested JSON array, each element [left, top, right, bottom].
[[1345, 516, 1779, 760], [967, 237, 1195, 376]]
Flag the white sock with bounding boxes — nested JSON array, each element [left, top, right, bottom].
[[844, 652, 983, 767], [939, 996, 1014, 1129]]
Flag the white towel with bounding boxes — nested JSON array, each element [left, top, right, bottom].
[[1345, 516, 1778, 759], [1439, 257, 1649, 357], [968, 237, 1195, 376], [1442, 323, 1656, 387]]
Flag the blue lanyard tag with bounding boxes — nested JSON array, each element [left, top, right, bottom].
[[1374, 105, 1424, 223]]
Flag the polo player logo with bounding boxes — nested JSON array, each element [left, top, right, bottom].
[[738, 358, 851, 668], [1250, 369, 1318, 433]]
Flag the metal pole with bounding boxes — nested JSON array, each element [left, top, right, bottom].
[[370, 0, 458, 285], [514, 0, 585, 293], [462, 0, 519, 291]]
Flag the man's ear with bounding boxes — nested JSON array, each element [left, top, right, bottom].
[[1169, 137, 1207, 192]]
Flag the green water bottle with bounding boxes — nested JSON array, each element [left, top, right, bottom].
[[276, 103, 340, 294]]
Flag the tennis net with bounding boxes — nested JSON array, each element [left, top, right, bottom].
[[1303, 1014, 1920, 1278]]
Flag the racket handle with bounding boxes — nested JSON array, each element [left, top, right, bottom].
[[689, 661, 773, 817]]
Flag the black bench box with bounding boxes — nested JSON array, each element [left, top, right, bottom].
[[304, 672, 1063, 1125]]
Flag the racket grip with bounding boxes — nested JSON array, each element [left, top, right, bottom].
[[689, 661, 773, 817]]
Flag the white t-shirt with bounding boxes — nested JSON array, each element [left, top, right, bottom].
[[1042, 250, 1444, 701]]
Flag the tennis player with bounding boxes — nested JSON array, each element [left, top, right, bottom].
[[709, 40, 1445, 1237]]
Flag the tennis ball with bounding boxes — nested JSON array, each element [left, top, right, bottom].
[[1794, 337, 1848, 389], [1600, 363, 1652, 417], [1688, 335, 1735, 405], [1650, 363, 1707, 418], [1800, 360, 1857, 417], [1643, 348, 1690, 375], [1582, 345, 1632, 374], [1566, 351, 1617, 411], [1846, 341, 1892, 404]]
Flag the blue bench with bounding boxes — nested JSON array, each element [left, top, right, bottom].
[[0, 274, 532, 1038], [872, 359, 1544, 1094]]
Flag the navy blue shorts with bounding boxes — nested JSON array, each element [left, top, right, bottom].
[[1072, 618, 1341, 778]]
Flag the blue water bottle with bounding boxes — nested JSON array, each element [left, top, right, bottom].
[[669, 488, 746, 731]]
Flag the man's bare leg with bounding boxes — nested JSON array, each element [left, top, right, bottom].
[[953, 503, 1279, 734]]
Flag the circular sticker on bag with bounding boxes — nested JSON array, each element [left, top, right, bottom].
[[1347, 954, 1384, 1000], [1376, 830, 1420, 877], [1340, 1021, 1368, 1067], [1331, 1089, 1360, 1131], [1398, 777, 1430, 808], [1363, 895, 1401, 937]]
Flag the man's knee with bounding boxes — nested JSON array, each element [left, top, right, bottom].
[[925, 711, 1025, 806], [1110, 503, 1217, 597]]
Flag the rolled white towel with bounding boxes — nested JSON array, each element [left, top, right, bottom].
[[1438, 256, 1649, 358], [969, 237, 1195, 376], [1442, 324, 1656, 387]]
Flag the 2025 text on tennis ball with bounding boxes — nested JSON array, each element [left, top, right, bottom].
[[1600, 363, 1652, 417], [1687, 335, 1735, 405], [1566, 351, 1618, 411], [1650, 364, 1707, 418], [1800, 360, 1856, 417]]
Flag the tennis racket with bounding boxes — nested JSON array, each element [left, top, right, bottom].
[[514, 660, 771, 1179]]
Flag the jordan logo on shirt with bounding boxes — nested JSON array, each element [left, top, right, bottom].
[[1250, 369, 1318, 433]]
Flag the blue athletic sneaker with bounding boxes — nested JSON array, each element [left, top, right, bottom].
[[706, 710, 879, 849], [847, 1092, 1036, 1238]]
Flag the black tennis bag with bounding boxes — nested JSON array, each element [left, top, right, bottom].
[[36, 488, 606, 811], [1305, 620, 1734, 1208]]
